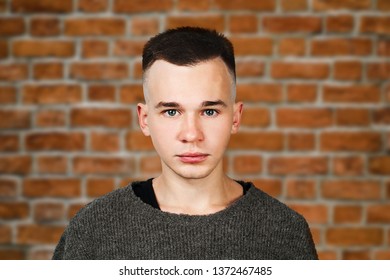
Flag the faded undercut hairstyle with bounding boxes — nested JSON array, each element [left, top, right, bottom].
[[142, 26, 236, 101]]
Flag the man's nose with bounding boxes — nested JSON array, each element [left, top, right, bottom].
[[178, 115, 204, 143]]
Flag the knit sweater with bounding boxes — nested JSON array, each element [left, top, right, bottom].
[[52, 181, 318, 260]]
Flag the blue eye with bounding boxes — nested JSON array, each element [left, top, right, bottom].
[[204, 109, 217, 116], [164, 109, 177, 117]]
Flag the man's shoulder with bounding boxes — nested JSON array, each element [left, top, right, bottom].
[[246, 183, 308, 225]]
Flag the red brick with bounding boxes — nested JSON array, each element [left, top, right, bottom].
[[286, 180, 316, 199], [87, 178, 115, 197], [322, 180, 381, 200], [33, 62, 63, 80], [23, 84, 81, 104], [0, 109, 30, 129], [378, 40, 390, 56], [318, 251, 337, 260], [373, 108, 390, 124], [281, 0, 307, 11], [326, 228, 383, 246], [37, 156, 67, 174], [12, 0, 73, 12], [360, 16, 390, 35], [114, 40, 146, 56], [334, 61, 362, 80], [233, 155, 262, 175], [30, 18, 60, 36], [231, 37, 273, 56], [251, 179, 282, 198], [35, 110, 66, 127], [13, 40, 74, 57], [114, 0, 173, 13], [263, 16, 321, 33], [88, 84, 116, 102], [287, 84, 317, 102], [387, 182, 390, 199], [313, 0, 370, 10], [367, 205, 390, 223], [133, 61, 143, 79], [0, 86, 16, 104], [236, 60, 264, 77], [237, 84, 282, 102], [0, 179, 17, 198], [71, 108, 131, 128], [369, 156, 390, 175], [334, 205, 362, 224], [326, 15, 354, 33], [374, 251, 390, 260], [336, 108, 369, 126], [343, 251, 370, 260], [323, 85, 381, 103], [229, 14, 258, 33], [0, 18, 24, 36], [29, 249, 54, 260], [34, 203, 64, 223], [73, 157, 134, 175], [17, 225, 65, 245], [214, 0, 275, 11], [0, 135, 19, 152], [367, 62, 390, 80], [272, 62, 329, 79], [70, 62, 129, 80], [268, 157, 328, 175], [310, 227, 321, 246], [321, 132, 381, 152], [0, 249, 25, 260], [378, 0, 390, 10], [0, 64, 28, 81], [0, 0, 6, 11], [0, 225, 12, 244], [125, 131, 155, 151], [229, 132, 284, 151], [333, 156, 364, 176], [120, 84, 144, 104], [91, 132, 120, 152], [312, 38, 371, 56], [277, 108, 332, 128], [289, 204, 328, 224], [23, 179, 81, 198], [166, 15, 224, 32], [287, 133, 315, 151], [65, 18, 125, 36], [0, 40, 7, 58], [279, 38, 306, 56], [82, 40, 108, 58], [241, 107, 270, 127], [25, 132, 85, 151], [67, 203, 87, 219], [78, 0, 107, 12], [0, 202, 29, 219], [177, 0, 210, 11], [131, 17, 159, 36], [140, 155, 162, 174]]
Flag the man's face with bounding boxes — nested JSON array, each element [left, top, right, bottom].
[[138, 58, 243, 180]]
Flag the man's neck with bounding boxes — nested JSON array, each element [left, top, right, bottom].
[[152, 169, 243, 215]]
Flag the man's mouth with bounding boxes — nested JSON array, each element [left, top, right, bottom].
[[176, 153, 209, 163]]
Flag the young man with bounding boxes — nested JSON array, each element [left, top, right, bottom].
[[52, 27, 318, 260]]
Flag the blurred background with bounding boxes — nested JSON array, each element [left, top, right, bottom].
[[0, 0, 389, 260]]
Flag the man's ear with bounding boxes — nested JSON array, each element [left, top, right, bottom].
[[231, 102, 243, 134], [137, 103, 150, 136]]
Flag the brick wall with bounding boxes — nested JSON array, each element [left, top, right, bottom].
[[0, 0, 389, 260]]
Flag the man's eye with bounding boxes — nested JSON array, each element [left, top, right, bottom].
[[164, 109, 177, 117], [204, 109, 218, 117]]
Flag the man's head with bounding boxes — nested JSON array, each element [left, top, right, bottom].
[[142, 26, 236, 101], [138, 27, 242, 180]]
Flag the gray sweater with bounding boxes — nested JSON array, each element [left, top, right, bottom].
[[52, 181, 318, 259]]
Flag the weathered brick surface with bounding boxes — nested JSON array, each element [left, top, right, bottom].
[[1, 0, 389, 260]]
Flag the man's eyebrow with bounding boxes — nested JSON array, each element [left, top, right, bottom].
[[155, 102, 181, 109], [201, 100, 227, 107]]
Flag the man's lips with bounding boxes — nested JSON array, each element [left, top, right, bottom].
[[176, 153, 209, 163]]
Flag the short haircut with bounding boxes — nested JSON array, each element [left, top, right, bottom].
[[142, 26, 236, 83]]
